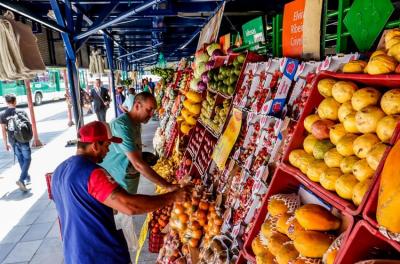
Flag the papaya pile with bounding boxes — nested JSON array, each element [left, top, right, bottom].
[[252, 193, 342, 264], [289, 78, 400, 206]]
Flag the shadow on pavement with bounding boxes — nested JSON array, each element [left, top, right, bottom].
[[1, 188, 33, 201]]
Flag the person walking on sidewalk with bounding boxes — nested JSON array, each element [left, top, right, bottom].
[[0, 95, 32, 191], [90, 79, 111, 122], [51, 121, 190, 264], [101, 92, 176, 194]]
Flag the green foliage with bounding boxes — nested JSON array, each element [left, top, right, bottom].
[[150, 67, 174, 83]]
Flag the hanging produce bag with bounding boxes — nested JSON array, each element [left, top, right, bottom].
[[4, 12, 45, 74]]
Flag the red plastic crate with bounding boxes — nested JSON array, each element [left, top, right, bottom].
[[148, 231, 164, 253], [242, 163, 354, 263], [282, 70, 400, 215], [363, 173, 400, 252], [335, 220, 400, 263], [235, 252, 248, 264], [45, 172, 53, 200]]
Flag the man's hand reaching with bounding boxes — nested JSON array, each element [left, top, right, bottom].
[[171, 186, 192, 203]]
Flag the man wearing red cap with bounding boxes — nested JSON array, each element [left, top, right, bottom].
[[51, 121, 189, 264]]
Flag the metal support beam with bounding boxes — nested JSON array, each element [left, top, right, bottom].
[[0, 0, 67, 33], [50, 0, 76, 61], [117, 42, 163, 59], [75, 0, 119, 49], [51, 0, 84, 128], [74, 0, 165, 40], [104, 36, 118, 118], [62, 1, 128, 53]]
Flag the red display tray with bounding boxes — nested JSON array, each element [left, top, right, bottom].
[[242, 163, 354, 263], [235, 252, 248, 264], [282, 70, 400, 215], [335, 220, 400, 263]]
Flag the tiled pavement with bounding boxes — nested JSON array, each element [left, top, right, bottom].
[[0, 104, 159, 264]]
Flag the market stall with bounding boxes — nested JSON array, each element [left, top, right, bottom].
[[146, 11, 400, 264]]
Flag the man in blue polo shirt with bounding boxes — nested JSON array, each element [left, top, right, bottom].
[[51, 121, 189, 264]]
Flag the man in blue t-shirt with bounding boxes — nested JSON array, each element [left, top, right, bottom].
[[101, 92, 177, 194], [52, 121, 189, 264]]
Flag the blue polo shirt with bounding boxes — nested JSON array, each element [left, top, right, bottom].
[[52, 155, 130, 264]]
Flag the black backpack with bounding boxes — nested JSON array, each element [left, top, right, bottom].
[[11, 112, 33, 143]]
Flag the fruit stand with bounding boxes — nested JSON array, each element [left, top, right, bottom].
[[147, 9, 400, 264]]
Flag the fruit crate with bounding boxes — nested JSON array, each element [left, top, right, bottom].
[[335, 220, 400, 263], [242, 163, 354, 263], [164, 121, 178, 158], [195, 129, 217, 173], [282, 70, 400, 216], [185, 123, 206, 160]]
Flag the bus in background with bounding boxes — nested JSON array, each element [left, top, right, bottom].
[[0, 68, 88, 107]]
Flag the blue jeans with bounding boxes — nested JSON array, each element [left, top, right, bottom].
[[13, 142, 31, 182]]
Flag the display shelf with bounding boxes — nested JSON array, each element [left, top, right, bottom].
[[335, 220, 400, 263], [282, 70, 400, 216], [242, 163, 354, 263], [198, 118, 221, 139]]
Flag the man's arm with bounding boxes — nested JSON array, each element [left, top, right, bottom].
[[126, 151, 176, 190], [102, 186, 186, 215], [1, 124, 10, 151]]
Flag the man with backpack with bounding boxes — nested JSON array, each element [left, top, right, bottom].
[[0, 94, 33, 191]]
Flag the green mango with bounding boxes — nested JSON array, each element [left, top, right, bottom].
[[313, 140, 335, 160]]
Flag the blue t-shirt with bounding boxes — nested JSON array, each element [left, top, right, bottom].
[[52, 155, 130, 264], [101, 113, 142, 190]]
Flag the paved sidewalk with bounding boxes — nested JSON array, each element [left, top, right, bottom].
[[0, 108, 159, 263]]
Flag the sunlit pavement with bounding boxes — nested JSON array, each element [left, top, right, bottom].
[[0, 101, 158, 263]]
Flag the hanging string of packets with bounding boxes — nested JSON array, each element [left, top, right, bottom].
[[0, 11, 45, 80]]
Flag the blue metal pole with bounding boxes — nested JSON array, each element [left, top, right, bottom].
[[65, 51, 84, 128], [51, 0, 84, 128], [104, 36, 118, 117]]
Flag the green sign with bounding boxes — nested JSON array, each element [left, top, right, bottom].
[[344, 0, 394, 51], [242, 16, 265, 51]]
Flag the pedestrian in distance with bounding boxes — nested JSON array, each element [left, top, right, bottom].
[[121, 88, 135, 113], [0, 94, 33, 191], [51, 121, 190, 264], [115, 86, 126, 117], [101, 92, 177, 194], [90, 79, 111, 122]]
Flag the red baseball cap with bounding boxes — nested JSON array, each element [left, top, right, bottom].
[[78, 121, 122, 144]]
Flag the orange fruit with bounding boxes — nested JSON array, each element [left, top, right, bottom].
[[178, 214, 189, 224]]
